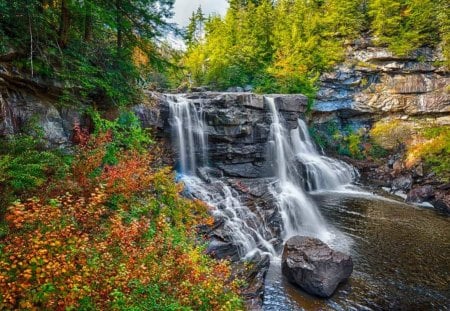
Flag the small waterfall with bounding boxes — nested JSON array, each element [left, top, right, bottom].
[[266, 97, 332, 242], [168, 95, 207, 174], [182, 176, 276, 258], [292, 119, 358, 191]]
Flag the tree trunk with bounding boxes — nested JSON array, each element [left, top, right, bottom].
[[58, 0, 70, 48], [116, 0, 123, 53], [84, 1, 93, 42]]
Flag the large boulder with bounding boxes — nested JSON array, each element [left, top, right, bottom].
[[281, 236, 353, 298]]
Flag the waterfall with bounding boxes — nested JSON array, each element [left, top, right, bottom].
[[169, 95, 276, 258], [169, 94, 356, 259], [292, 119, 357, 191], [182, 175, 276, 258], [266, 97, 332, 242], [168, 95, 207, 174]]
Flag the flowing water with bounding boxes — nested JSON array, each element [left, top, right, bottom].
[[266, 97, 335, 243], [168, 94, 450, 310]]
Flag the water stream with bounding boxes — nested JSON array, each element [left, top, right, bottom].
[[168, 94, 450, 309]]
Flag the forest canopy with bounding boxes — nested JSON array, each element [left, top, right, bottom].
[[180, 0, 449, 97], [0, 0, 448, 104]]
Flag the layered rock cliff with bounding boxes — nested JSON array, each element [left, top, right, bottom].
[[313, 38, 449, 127]]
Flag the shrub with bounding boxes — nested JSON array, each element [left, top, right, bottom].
[[0, 113, 243, 310], [370, 119, 414, 150], [406, 125, 450, 181]]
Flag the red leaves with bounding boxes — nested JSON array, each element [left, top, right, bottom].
[[0, 135, 242, 309]]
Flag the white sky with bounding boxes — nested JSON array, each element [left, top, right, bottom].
[[172, 0, 229, 26]]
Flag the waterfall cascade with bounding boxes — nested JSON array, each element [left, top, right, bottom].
[[168, 96, 207, 174], [292, 119, 358, 191], [266, 97, 331, 242], [169, 94, 356, 258]]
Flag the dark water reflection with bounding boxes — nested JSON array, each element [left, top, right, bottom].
[[263, 191, 450, 310]]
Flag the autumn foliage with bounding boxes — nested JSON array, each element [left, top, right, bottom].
[[0, 113, 243, 310]]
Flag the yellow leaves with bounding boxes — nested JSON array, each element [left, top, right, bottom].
[[132, 46, 150, 68], [405, 126, 449, 168], [370, 119, 415, 150]]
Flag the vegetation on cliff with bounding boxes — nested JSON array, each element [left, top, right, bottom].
[[0, 115, 243, 310], [180, 0, 449, 95]]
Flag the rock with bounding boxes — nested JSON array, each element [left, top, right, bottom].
[[219, 163, 271, 179], [196, 166, 223, 183], [407, 185, 435, 203], [313, 36, 449, 133], [265, 94, 308, 112], [413, 163, 424, 178], [135, 92, 309, 185], [392, 175, 413, 192], [392, 159, 403, 176], [206, 238, 239, 261], [243, 253, 270, 310], [432, 191, 450, 214], [0, 81, 82, 147], [226, 86, 244, 93], [281, 236, 353, 298], [244, 85, 254, 92], [190, 86, 209, 92]]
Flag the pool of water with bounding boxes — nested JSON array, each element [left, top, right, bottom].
[[263, 190, 450, 310]]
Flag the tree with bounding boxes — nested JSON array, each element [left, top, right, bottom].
[[185, 6, 205, 47]]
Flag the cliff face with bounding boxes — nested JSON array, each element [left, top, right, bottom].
[[313, 38, 450, 127], [0, 65, 82, 147]]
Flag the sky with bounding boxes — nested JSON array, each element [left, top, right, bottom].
[[172, 0, 229, 27]]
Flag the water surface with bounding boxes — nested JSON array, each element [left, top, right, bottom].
[[264, 191, 450, 310]]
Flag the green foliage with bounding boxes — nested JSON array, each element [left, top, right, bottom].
[[407, 125, 450, 181], [0, 0, 175, 106], [370, 119, 414, 150], [310, 121, 390, 160], [0, 128, 70, 194], [178, 0, 448, 96], [89, 109, 153, 158], [369, 0, 444, 56], [180, 0, 364, 97]]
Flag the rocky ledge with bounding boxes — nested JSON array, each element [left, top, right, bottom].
[[312, 38, 449, 129]]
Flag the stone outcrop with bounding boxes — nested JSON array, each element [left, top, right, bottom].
[[313, 38, 449, 129], [0, 64, 82, 147], [281, 236, 353, 298]]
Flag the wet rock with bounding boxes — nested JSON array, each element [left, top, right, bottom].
[[232, 253, 271, 311], [206, 238, 239, 261], [196, 167, 223, 183], [407, 185, 435, 203], [432, 191, 450, 214], [219, 163, 272, 179], [392, 175, 413, 192], [281, 236, 353, 298], [265, 94, 308, 112]]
